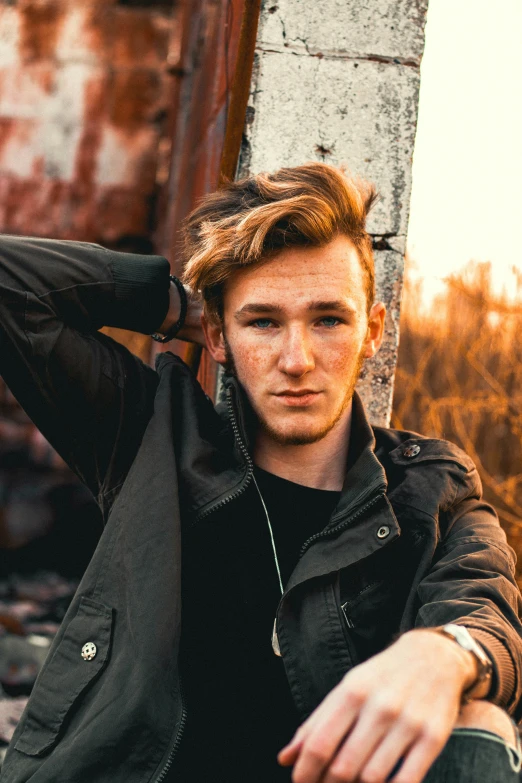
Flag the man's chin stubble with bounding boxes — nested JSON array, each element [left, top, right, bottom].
[[259, 425, 332, 447], [257, 403, 351, 446]]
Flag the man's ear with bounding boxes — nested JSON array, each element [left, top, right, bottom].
[[364, 302, 386, 359], [201, 312, 227, 365]]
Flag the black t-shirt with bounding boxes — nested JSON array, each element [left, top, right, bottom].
[[173, 467, 341, 782]]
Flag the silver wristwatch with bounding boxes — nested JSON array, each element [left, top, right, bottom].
[[437, 624, 493, 701]]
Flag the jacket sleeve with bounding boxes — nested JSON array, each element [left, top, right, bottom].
[[0, 234, 171, 517], [414, 468, 522, 718]]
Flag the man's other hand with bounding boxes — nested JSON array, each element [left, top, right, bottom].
[[278, 629, 478, 783]]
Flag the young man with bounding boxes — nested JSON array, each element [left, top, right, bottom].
[[0, 163, 521, 783]]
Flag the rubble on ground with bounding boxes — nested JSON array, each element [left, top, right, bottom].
[[0, 572, 78, 767]]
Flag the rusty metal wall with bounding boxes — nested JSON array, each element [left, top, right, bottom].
[[0, 0, 174, 246], [155, 0, 247, 394]]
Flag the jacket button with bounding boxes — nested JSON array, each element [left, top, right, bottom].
[[403, 444, 421, 458], [377, 525, 390, 539], [81, 642, 97, 661]]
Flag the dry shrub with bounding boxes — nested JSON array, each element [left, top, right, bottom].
[[392, 262, 522, 585]]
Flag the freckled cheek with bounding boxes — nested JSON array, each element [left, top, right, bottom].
[[231, 341, 278, 377], [318, 344, 361, 376]]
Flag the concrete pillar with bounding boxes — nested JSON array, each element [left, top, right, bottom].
[[239, 0, 428, 425]]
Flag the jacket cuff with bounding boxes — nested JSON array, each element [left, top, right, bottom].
[[109, 252, 171, 334], [468, 628, 517, 710]]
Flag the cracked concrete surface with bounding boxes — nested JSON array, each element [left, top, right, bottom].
[[239, 0, 427, 425], [261, 0, 428, 62]]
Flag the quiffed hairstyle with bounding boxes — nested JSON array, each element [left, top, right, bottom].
[[181, 162, 378, 322]]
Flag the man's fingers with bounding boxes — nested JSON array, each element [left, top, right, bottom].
[[386, 726, 448, 783], [279, 721, 312, 766], [321, 700, 401, 783], [287, 688, 363, 783], [350, 717, 422, 783], [278, 740, 302, 767], [278, 680, 356, 763], [278, 730, 306, 766]]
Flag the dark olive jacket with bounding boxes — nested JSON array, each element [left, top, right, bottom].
[[1, 236, 521, 783]]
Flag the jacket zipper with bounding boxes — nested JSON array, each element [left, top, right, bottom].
[[341, 603, 355, 628], [341, 580, 382, 629], [154, 682, 188, 783], [194, 387, 254, 522], [298, 492, 385, 558]]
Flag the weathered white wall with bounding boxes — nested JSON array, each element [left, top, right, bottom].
[[239, 0, 428, 425]]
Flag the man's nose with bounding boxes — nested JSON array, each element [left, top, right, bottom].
[[277, 329, 315, 377]]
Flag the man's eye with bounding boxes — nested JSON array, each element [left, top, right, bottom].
[[318, 316, 341, 327], [251, 318, 273, 329]]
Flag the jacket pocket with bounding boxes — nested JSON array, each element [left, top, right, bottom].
[[340, 580, 399, 661], [341, 580, 389, 634], [14, 596, 113, 757]]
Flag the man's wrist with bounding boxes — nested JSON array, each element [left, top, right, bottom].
[[455, 641, 481, 691], [156, 281, 205, 345], [157, 280, 181, 336], [434, 625, 493, 700], [401, 627, 488, 700]]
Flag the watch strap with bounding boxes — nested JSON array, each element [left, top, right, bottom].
[[151, 275, 188, 343]]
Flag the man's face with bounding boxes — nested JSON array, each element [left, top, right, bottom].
[[203, 234, 385, 446]]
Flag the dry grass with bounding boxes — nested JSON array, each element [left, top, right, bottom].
[[392, 262, 522, 584]]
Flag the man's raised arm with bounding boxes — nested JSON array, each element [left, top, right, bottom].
[[0, 235, 171, 514]]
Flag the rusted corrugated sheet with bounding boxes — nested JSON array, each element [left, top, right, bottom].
[[0, 0, 174, 246], [155, 0, 256, 394]]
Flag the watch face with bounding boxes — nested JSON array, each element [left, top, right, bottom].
[[452, 625, 470, 646], [444, 623, 466, 641], [444, 624, 491, 669]]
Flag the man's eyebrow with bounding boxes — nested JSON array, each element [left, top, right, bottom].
[[308, 300, 357, 314], [234, 303, 284, 319], [234, 300, 356, 319]]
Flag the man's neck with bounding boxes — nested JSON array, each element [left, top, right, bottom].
[[253, 403, 352, 491]]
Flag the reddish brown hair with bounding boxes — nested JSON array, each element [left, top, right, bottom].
[[181, 162, 378, 321]]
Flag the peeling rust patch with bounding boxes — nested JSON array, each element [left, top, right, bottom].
[[110, 69, 162, 133], [19, 3, 67, 63]]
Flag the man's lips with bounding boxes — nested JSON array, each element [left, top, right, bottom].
[[273, 390, 322, 406]]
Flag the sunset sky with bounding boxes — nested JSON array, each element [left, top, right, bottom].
[[406, 0, 522, 303]]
